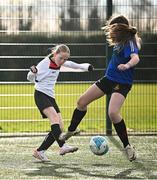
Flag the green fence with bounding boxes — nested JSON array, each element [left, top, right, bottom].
[[0, 0, 157, 136]]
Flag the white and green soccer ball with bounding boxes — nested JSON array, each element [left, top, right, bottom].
[[89, 136, 109, 156]]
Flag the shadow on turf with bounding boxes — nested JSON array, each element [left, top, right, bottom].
[[26, 162, 112, 179], [108, 136, 157, 179], [24, 137, 157, 179], [25, 161, 142, 179], [25, 136, 152, 179]]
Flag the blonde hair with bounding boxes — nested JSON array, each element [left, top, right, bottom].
[[51, 44, 70, 55], [102, 15, 141, 49]]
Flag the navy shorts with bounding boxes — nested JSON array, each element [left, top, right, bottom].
[[95, 76, 132, 98], [34, 90, 60, 118]]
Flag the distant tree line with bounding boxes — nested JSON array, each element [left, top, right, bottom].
[[0, 0, 156, 32]]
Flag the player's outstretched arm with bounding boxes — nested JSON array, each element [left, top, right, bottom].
[[117, 54, 140, 71], [63, 61, 94, 72]]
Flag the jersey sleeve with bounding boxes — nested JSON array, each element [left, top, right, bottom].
[[63, 61, 90, 71], [124, 41, 139, 58]]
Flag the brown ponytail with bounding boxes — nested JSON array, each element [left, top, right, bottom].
[[130, 27, 137, 35], [102, 15, 141, 49]]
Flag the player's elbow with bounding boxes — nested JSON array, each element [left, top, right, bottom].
[[136, 58, 140, 64], [131, 54, 140, 64], [27, 72, 35, 83], [27, 73, 31, 81], [134, 58, 140, 67]]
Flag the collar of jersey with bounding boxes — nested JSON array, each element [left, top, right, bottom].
[[49, 58, 60, 70]]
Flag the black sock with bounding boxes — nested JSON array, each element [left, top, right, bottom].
[[51, 124, 65, 147], [113, 119, 130, 148], [37, 131, 55, 151], [68, 108, 87, 132]]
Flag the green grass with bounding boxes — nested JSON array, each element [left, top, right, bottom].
[[0, 83, 157, 133], [0, 136, 157, 179]]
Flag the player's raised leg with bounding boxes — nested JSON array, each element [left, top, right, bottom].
[[60, 84, 104, 141]]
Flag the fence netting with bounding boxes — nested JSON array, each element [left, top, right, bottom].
[[0, 0, 156, 136]]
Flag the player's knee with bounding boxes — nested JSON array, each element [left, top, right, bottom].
[[108, 110, 118, 122], [77, 96, 87, 110]]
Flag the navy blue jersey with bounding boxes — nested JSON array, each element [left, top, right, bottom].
[[105, 40, 139, 85]]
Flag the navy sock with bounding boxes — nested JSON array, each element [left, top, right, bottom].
[[113, 119, 130, 148], [51, 124, 65, 147], [37, 131, 55, 151], [68, 108, 87, 131]]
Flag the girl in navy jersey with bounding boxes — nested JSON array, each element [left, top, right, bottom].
[[27, 44, 93, 161], [60, 15, 142, 162]]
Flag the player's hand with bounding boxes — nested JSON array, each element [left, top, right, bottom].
[[47, 47, 53, 54], [88, 64, 94, 72], [117, 64, 129, 71], [30, 65, 38, 73]]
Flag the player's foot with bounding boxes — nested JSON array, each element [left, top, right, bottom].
[[124, 144, 137, 162], [59, 129, 80, 141], [59, 144, 78, 156], [33, 149, 50, 162]]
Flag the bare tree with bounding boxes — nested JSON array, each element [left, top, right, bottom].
[[0, 10, 5, 30], [19, 5, 33, 31], [88, 6, 101, 30], [131, 0, 156, 32], [60, 0, 81, 31]]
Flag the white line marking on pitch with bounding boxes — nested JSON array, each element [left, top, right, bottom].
[[21, 168, 40, 171]]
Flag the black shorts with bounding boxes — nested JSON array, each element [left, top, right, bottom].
[[95, 76, 132, 98], [34, 90, 60, 118]]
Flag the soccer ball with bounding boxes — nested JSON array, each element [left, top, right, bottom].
[[89, 136, 109, 156]]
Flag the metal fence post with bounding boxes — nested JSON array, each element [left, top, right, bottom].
[[106, 0, 112, 135]]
